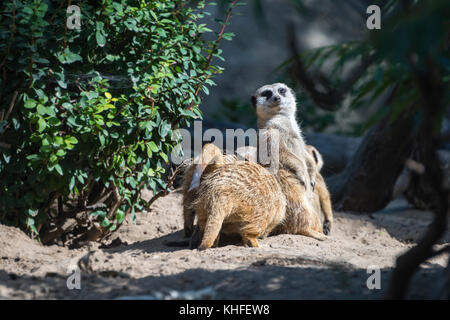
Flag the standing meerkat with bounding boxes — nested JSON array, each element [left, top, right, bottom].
[[252, 83, 317, 191], [189, 144, 286, 250], [252, 83, 328, 240]]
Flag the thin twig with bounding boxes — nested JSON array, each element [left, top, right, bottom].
[[5, 90, 18, 121], [145, 165, 183, 209]]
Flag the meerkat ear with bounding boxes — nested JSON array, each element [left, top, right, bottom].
[[251, 96, 257, 108], [311, 149, 319, 164], [311, 147, 324, 171]]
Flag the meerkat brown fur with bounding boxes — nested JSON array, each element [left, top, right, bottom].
[[188, 144, 286, 250], [238, 144, 333, 237], [181, 143, 237, 238]]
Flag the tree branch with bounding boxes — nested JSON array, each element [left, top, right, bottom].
[[386, 59, 448, 299], [287, 24, 374, 111]]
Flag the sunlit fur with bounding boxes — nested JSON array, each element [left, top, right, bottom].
[[187, 144, 286, 250], [271, 145, 333, 238]]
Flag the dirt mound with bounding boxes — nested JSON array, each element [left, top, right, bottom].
[[0, 191, 448, 299]]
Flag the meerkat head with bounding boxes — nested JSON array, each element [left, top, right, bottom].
[[251, 83, 297, 120], [306, 145, 324, 172]]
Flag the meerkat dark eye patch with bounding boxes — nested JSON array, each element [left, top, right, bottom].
[[261, 90, 272, 99], [278, 88, 286, 96]]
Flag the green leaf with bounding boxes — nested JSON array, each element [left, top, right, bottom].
[[158, 122, 171, 138], [69, 176, 76, 191], [116, 209, 125, 224], [91, 210, 106, 218], [37, 104, 46, 115], [96, 30, 106, 47], [65, 136, 78, 145], [149, 141, 159, 152], [100, 218, 110, 227], [37, 118, 46, 132], [24, 99, 37, 109], [160, 152, 168, 163], [54, 164, 63, 176], [58, 48, 82, 64]]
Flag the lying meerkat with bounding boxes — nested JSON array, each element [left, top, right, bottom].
[[236, 145, 333, 236], [177, 145, 260, 247], [190, 143, 286, 250], [252, 83, 317, 190], [184, 144, 330, 249]]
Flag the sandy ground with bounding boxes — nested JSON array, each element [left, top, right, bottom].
[[0, 190, 449, 300]]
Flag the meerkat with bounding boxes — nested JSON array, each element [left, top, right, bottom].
[[252, 83, 317, 191], [305, 145, 333, 235], [188, 143, 286, 250], [252, 83, 329, 240], [181, 143, 237, 238], [184, 143, 330, 249], [237, 144, 333, 236]]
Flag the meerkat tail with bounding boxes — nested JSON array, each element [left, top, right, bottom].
[[188, 143, 224, 191]]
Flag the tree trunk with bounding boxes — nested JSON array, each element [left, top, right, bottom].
[[326, 106, 417, 213], [404, 132, 443, 211]]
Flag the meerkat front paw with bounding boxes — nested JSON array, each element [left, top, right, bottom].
[[295, 170, 311, 190]]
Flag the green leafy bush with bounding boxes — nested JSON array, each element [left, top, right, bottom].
[[0, 0, 236, 244]]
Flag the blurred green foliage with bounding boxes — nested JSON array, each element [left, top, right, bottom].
[[0, 0, 235, 239], [213, 98, 256, 127]]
